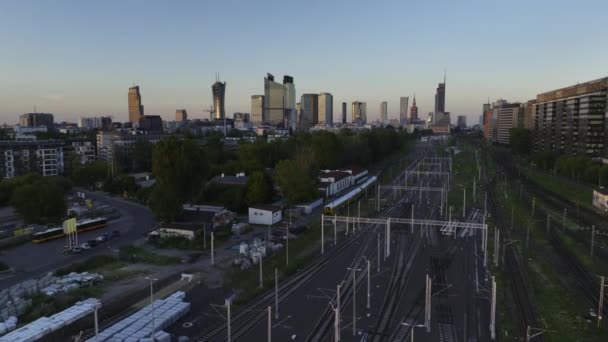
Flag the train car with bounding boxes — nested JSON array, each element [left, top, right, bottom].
[[32, 217, 108, 243], [324, 176, 377, 215]]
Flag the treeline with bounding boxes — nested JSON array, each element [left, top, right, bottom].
[[148, 128, 411, 221], [532, 151, 608, 185], [0, 174, 71, 224]]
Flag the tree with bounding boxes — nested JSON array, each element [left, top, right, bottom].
[[246, 171, 274, 205], [149, 184, 182, 222], [275, 159, 319, 204], [132, 139, 153, 172], [509, 128, 533, 155], [71, 160, 109, 188], [10, 178, 67, 223]]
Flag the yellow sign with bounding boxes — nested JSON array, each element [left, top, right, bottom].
[[86, 199, 92, 209], [63, 218, 77, 234]]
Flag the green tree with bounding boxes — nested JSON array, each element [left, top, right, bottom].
[[246, 171, 273, 205], [149, 184, 182, 222], [132, 139, 153, 172], [71, 160, 109, 188], [510, 128, 533, 155], [275, 159, 319, 204], [10, 178, 67, 223]]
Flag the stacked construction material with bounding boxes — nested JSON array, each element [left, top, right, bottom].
[[41, 272, 103, 296], [85, 291, 190, 342], [0, 298, 101, 342]]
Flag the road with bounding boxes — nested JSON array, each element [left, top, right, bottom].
[[0, 191, 156, 288]]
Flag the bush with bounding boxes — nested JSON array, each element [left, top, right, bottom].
[[55, 255, 119, 276], [0, 261, 9, 271], [118, 246, 181, 265]]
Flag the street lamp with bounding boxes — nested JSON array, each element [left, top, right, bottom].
[[401, 321, 425, 342], [144, 277, 158, 339]]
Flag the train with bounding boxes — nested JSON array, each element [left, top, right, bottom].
[[324, 176, 377, 215], [31, 217, 108, 243]]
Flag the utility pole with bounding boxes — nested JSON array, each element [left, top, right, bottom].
[[463, 187, 466, 218], [357, 200, 361, 232], [411, 204, 415, 234], [274, 268, 279, 319], [599, 276, 606, 328], [285, 223, 289, 266], [532, 197, 535, 216], [511, 207, 514, 230], [93, 307, 99, 341], [267, 306, 272, 342], [563, 208, 567, 226], [321, 215, 325, 255], [473, 178, 476, 203], [484, 191, 488, 216], [226, 298, 231, 342], [259, 254, 263, 288], [211, 231, 215, 265], [591, 225, 596, 259], [363, 257, 371, 309], [425, 274, 432, 332], [377, 233, 381, 273], [490, 275, 496, 340], [494, 228, 500, 267], [334, 214, 337, 246], [347, 267, 362, 336]]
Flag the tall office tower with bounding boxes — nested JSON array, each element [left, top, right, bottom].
[[128, 86, 144, 124], [318, 93, 333, 126], [139, 115, 164, 132], [434, 75, 446, 122], [523, 100, 536, 130], [400, 97, 409, 125], [175, 109, 188, 122], [495, 101, 522, 145], [482, 102, 491, 125], [251, 95, 264, 125], [352, 101, 367, 124], [300, 94, 319, 130], [264, 74, 287, 126], [19, 113, 54, 131], [283, 76, 296, 130], [457, 115, 467, 128], [534, 77, 608, 156], [380, 102, 388, 122], [212, 76, 226, 120], [410, 96, 419, 122], [342, 102, 347, 124]]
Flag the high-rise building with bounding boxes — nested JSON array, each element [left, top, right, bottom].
[[128, 86, 144, 124], [264, 74, 287, 126], [534, 77, 608, 156], [434, 74, 446, 123], [19, 113, 54, 131], [318, 93, 333, 126], [484, 100, 521, 144], [78, 116, 112, 131], [522, 100, 536, 130], [400, 97, 409, 125], [175, 109, 188, 122], [410, 96, 419, 122], [300, 94, 319, 130], [212, 78, 226, 120], [283, 76, 297, 130], [352, 101, 367, 124], [342, 102, 347, 124], [251, 95, 264, 125], [380, 102, 388, 122], [482, 102, 491, 125], [457, 115, 467, 128], [139, 115, 164, 132]]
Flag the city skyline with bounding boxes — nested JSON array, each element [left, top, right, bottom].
[[1, 1, 607, 125]]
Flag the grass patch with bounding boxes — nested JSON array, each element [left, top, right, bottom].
[[119, 246, 181, 265], [55, 255, 120, 276], [525, 168, 594, 211]]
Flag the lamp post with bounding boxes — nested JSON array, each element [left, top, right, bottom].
[[401, 321, 425, 342], [144, 277, 158, 339]]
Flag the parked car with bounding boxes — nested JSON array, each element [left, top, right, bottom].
[[87, 239, 99, 247], [71, 247, 82, 254], [79, 242, 91, 250], [96, 235, 108, 243]]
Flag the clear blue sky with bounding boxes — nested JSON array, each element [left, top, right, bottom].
[[1, 0, 607, 124]]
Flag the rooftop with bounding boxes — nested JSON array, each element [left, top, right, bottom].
[[250, 205, 282, 212]]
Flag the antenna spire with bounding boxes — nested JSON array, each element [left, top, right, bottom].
[[443, 68, 446, 84]]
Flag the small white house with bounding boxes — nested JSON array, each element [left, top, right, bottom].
[[249, 205, 282, 225], [593, 189, 608, 213]]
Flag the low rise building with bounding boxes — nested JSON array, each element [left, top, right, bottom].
[[153, 223, 203, 240], [318, 171, 353, 197], [248, 205, 282, 225], [593, 188, 608, 213]]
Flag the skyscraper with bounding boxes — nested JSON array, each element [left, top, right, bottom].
[[175, 109, 188, 122], [434, 74, 446, 122], [212, 76, 226, 120], [300, 94, 318, 130], [318, 93, 333, 126], [457, 115, 467, 128], [400, 97, 409, 125], [19, 112, 54, 131], [352, 101, 366, 124], [264, 73, 294, 126], [128, 86, 144, 124], [410, 96, 418, 122], [283, 76, 296, 130], [251, 95, 264, 125], [380, 101, 388, 122], [342, 102, 347, 124]]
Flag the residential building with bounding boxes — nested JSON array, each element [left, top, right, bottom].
[[483, 110, 493, 140], [534, 77, 608, 156], [0, 140, 64, 178], [128, 86, 144, 124], [78, 116, 112, 131], [138, 115, 163, 132], [212, 78, 227, 120], [485, 100, 521, 144], [248, 205, 282, 225], [457, 115, 467, 129], [19, 113, 54, 131], [300, 94, 319, 130], [342, 102, 347, 124], [352, 101, 367, 124], [522, 100, 536, 130], [318, 93, 333, 126], [251, 95, 265, 125], [400, 97, 409, 125], [380, 102, 388, 123], [96, 131, 172, 162], [175, 109, 188, 122]]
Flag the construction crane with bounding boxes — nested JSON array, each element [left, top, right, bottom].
[[203, 105, 215, 121]]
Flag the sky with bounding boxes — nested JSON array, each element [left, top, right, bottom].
[[1, 0, 607, 125]]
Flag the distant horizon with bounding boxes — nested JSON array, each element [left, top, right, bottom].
[[1, 0, 607, 126]]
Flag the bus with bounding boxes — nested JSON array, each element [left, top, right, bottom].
[[32, 217, 108, 243]]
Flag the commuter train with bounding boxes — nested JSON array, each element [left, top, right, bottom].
[[31, 217, 108, 243], [324, 176, 377, 215]]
